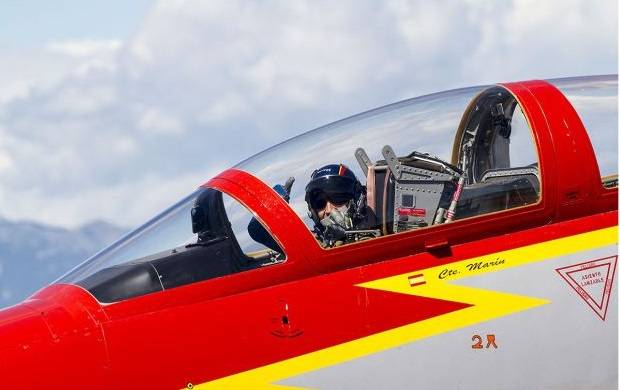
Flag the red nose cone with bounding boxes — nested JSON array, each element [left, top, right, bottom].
[[0, 302, 59, 387], [0, 285, 109, 389]]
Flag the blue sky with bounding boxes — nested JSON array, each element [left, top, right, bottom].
[[0, 0, 616, 229], [0, 1, 153, 46]]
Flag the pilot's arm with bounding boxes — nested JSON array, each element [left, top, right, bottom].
[[246, 178, 294, 253]]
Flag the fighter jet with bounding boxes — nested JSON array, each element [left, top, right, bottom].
[[0, 75, 617, 389]]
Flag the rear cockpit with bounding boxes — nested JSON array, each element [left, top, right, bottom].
[[350, 84, 541, 237]]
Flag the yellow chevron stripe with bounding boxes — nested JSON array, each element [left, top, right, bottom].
[[192, 226, 617, 389]]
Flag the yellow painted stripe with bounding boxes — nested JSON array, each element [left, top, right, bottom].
[[192, 226, 618, 389]]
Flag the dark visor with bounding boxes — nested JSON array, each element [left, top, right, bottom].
[[308, 190, 353, 210], [305, 175, 356, 210]]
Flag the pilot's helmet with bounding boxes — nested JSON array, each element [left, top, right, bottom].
[[305, 164, 363, 234]]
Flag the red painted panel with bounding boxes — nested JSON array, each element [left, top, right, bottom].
[[98, 210, 615, 389], [0, 285, 109, 389]]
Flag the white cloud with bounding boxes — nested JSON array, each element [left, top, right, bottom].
[[0, 169, 217, 229], [0, 48, 76, 104], [137, 108, 184, 135], [46, 39, 122, 58], [0, 39, 122, 106], [0, 0, 616, 228], [47, 84, 117, 115]]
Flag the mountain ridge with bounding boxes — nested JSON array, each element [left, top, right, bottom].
[[0, 217, 128, 308]]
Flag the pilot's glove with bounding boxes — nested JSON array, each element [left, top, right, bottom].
[[247, 177, 294, 253], [323, 223, 347, 243], [272, 177, 295, 203]]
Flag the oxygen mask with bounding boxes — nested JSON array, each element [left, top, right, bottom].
[[319, 203, 353, 230]]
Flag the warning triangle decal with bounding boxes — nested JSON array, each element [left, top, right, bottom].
[[556, 256, 617, 321]]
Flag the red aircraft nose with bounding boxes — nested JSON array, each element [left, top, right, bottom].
[[0, 285, 109, 389], [0, 303, 54, 376]]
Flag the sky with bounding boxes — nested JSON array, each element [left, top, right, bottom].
[[0, 0, 617, 229]]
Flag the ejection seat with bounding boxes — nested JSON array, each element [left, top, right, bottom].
[[356, 146, 540, 236], [356, 145, 460, 235], [454, 166, 539, 219]]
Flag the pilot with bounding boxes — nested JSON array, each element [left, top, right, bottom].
[[304, 164, 371, 247]]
